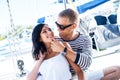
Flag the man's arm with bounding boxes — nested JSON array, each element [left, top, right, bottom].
[[66, 57, 85, 80], [65, 35, 93, 71], [54, 35, 93, 70]]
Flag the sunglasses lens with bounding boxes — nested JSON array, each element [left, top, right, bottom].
[[55, 22, 64, 30], [59, 26, 64, 30], [55, 22, 73, 30]]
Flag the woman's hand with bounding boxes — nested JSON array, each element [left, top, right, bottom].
[[39, 51, 46, 62]]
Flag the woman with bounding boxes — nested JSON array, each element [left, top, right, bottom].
[[26, 23, 84, 80]]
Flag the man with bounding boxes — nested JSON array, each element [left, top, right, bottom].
[[52, 8, 120, 80], [55, 8, 92, 72]]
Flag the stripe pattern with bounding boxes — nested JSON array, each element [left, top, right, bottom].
[[56, 34, 93, 73]]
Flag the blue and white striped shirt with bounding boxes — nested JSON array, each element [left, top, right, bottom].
[[56, 33, 93, 72]]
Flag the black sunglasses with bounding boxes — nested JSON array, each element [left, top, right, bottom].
[[55, 22, 73, 30]]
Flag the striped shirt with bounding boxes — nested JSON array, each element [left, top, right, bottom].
[[56, 33, 93, 73]]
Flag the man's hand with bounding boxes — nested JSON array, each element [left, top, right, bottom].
[[51, 39, 65, 53], [63, 42, 72, 49]]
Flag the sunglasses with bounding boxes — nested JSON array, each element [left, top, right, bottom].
[[55, 22, 73, 30]]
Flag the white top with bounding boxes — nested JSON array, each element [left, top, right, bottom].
[[37, 53, 72, 80]]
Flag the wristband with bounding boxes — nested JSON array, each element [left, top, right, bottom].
[[74, 53, 80, 64], [62, 47, 67, 55], [63, 47, 67, 53]]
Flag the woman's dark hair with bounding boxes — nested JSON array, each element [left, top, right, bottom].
[[32, 23, 47, 60]]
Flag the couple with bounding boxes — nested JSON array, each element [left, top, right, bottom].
[[27, 8, 120, 80]]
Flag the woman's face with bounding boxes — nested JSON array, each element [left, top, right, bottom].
[[40, 25, 54, 43]]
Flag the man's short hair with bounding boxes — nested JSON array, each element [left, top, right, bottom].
[[58, 8, 79, 23]]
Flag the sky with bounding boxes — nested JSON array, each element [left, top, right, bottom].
[[0, 0, 115, 34], [0, 0, 66, 34], [0, 0, 95, 34]]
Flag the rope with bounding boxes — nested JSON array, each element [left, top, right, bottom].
[[63, 0, 67, 9], [6, 0, 17, 73], [6, 0, 25, 76], [7, 0, 14, 29], [6, 0, 22, 55], [68, 0, 76, 9], [67, 0, 78, 12]]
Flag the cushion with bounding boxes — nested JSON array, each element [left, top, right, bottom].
[[94, 15, 107, 25], [108, 14, 117, 24]]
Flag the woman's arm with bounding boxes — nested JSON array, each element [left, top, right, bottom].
[[26, 53, 46, 80], [26, 60, 42, 80]]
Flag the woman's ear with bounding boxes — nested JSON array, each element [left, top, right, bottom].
[[40, 39, 41, 41], [39, 39, 41, 42]]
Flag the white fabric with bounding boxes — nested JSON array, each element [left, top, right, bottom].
[[72, 69, 104, 80], [85, 69, 104, 80], [37, 53, 72, 80]]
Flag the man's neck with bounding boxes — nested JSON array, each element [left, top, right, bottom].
[[62, 31, 79, 41]]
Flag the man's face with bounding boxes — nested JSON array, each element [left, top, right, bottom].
[[56, 17, 74, 38]]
